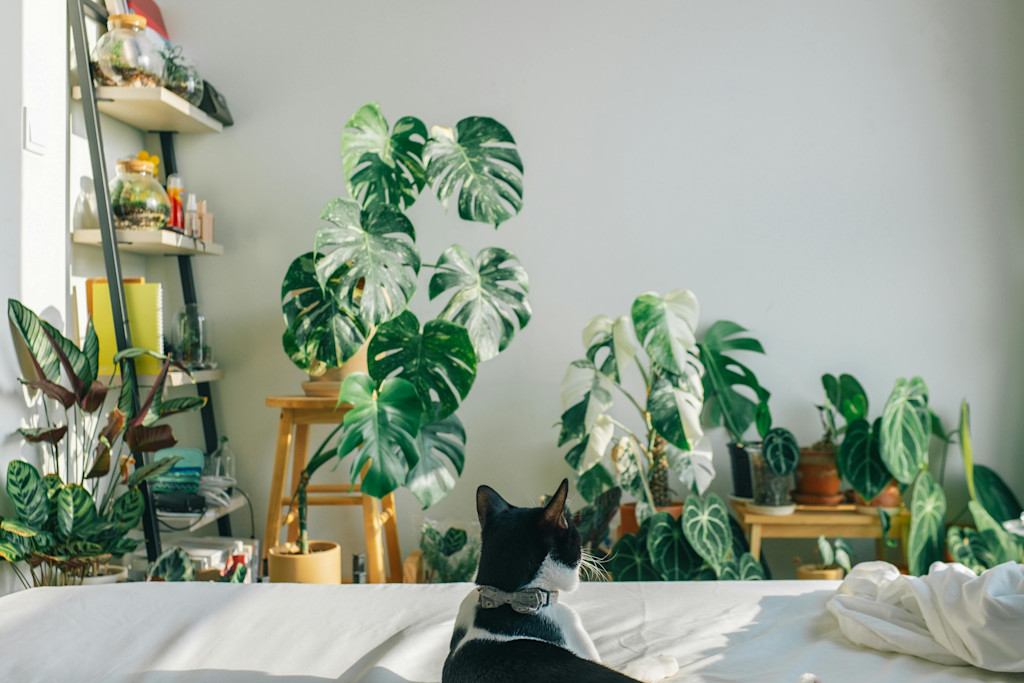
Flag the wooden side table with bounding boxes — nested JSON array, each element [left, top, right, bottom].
[[731, 500, 909, 562], [263, 395, 402, 583]]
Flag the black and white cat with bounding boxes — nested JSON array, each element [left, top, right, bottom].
[[442, 479, 678, 683]]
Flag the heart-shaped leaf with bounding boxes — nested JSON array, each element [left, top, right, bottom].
[[57, 485, 100, 540], [645, 512, 701, 580], [969, 501, 1023, 565], [682, 493, 731, 574], [907, 471, 946, 576], [738, 552, 766, 580], [314, 199, 420, 329], [881, 377, 931, 484], [5, 461, 48, 529], [607, 522, 661, 581], [631, 290, 700, 377], [424, 118, 523, 227], [647, 372, 703, 452], [974, 465, 1023, 524], [838, 418, 891, 502], [698, 320, 769, 443], [440, 527, 468, 557], [336, 374, 423, 499], [405, 414, 467, 509], [148, 546, 195, 582], [582, 314, 637, 383], [946, 526, 994, 575], [368, 311, 477, 424], [342, 103, 427, 210], [429, 245, 531, 362], [762, 427, 800, 477]]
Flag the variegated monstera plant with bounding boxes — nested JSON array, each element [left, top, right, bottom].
[[280, 103, 529, 553]]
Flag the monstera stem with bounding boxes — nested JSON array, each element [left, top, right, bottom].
[[647, 435, 671, 507], [298, 484, 309, 554]]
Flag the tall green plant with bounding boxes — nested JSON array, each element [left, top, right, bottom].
[[697, 321, 770, 444]]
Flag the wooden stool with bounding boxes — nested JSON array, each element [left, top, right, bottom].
[[263, 395, 402, 583]]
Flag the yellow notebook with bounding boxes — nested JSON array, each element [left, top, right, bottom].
[[88, 280, 164, 376]]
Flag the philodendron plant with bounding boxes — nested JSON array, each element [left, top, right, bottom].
[[282, 103, 530, 554], [557, 289, 711, 535], [606, 493, 765, 581]]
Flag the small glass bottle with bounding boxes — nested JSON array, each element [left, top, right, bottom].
[[166, 174, 184, 231], [175, 303, 205, 369], [184, 193, 199, 237]]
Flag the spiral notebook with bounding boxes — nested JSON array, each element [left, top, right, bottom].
[[87, 278, 164, 376]]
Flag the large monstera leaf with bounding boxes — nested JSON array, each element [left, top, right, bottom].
[[557, 359, 614, 446], [838, 418, 891, 502], [645, 512, 702, 580], [880, 377, 931, 484], [582, 314, 637, 383], [428, 245, 531, 362], [5, 461, 48, 529], [907, 471, 946, 576], [281, 252, 366, 374], [314, 198, 420, 329], [336, 374, 424, 499], [368, 311, 477, 424], [682, 493, 732, 574], [697, 320, 770, 443], [405, 414, 467, 509], [423, 117, 524, 227], [342, 103, 428, 211], [647, 372, 704, 452], [631, 290, 700, 377]]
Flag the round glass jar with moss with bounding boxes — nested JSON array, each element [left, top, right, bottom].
[[110, 159, 170, 231], [91, 14, 164, 87]]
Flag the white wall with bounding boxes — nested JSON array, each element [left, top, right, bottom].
[[145, 0, 1024, 577]]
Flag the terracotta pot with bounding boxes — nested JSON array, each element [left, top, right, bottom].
[[618, 501, 683, 537], [796, 564, 844, 580], [268, 541, 341, 584], [853, 480, 903, 513], [795, 448, 841, 496]]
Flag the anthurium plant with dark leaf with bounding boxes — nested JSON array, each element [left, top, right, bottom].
[[1, 299, 204, 587], [557, 289, 712, 541], [280, 102, 530, 554]]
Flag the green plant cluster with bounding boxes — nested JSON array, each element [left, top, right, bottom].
[[419, 524, 479, 583]]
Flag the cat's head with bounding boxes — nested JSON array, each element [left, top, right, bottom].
[[474, 478, 582, 593]]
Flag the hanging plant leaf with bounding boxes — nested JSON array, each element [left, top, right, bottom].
[[946, 526, 994, 575], [838, 418, 890, 502], [314, 199, 420, 329], [974, 465, 1023, 524], [907, 471, 946, 576], [368, 311, 477, 424], [341, 103, 427, 210], [645, 512, 702, 580], [147, 546, 194, 582], [57, 485, 100, 541], [405, 414, 466, 509], [558, 359, 614, 446], [128, 455, 181, 487], [698, 320, 769, 443], [17, 426, 68, 445], [8, 299, 60, 382], [5, 461, 48, 529], [429, 245, 531, 362], [124, 424, 177, 453], [281, 252, 367, 374], [337, 374, 423, 499], [665, 438, 715, 496], [762, 427, 800, 477], [607, 524, 660, 581], [582, 314, 637, 384], [630, 289, 700, 377], [880, 377, 931, 484], [108, 487, 145, 531], [424, 117, 523, 227], [682, 493, 731, 574], [647, 372, 704, 452], [738, 552, 766, 580]]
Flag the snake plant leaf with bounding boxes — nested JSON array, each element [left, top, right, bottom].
[[424, 117, 524, 227], [8, 299, 60, 383], [281, 252, 367, 374], [665, 437, 715, 496], [682, 493, 731, 574], [762, 427, 800, 477], [57, 485, 100, 540], [148, 546, 195, 582], [974, 465, 1023, 524], [946, 526, 995, 575], [647, 371, 704, 452], [5, 461, 48, 529], [631, 290, 700, 377], [738, 552, 766, 580], [128, 454, 181, 487], [581, 314, 637, 384], [645, 512, 702, 580], [907, 471, 946, 576], [969, 501, 1023, 565], [881, 377, 932, 484], [607, 523, 661, 581], [108, 487, 145, 531], [368, 311, 477, 423], [17, 426, 68, 445], [314, 199, 421, 329], [337, 374, 423, 499], [341, 103, 427, 210], [698, 320, 769, 443], [575, 462, 616, 504], [405, 414, 466, 509], [558, 359, 614, 446], [838, 418, 891, 502], [429, 245, 531, 362]]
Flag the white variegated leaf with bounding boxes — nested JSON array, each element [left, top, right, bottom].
[[559, 360, 614, 427], [666, 436, 715, 495], [579, 414, 615, 475]]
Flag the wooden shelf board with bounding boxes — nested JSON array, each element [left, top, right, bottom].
[[73, 229, 223, 256], [72, 86, 223, 133], [156, 492, 246, 533], [100, 368, 224, 388]]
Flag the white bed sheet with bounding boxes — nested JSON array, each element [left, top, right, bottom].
[[0, 580, 1020, 682]]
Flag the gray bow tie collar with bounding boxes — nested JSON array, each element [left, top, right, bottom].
[[477, 585, 559, 615]]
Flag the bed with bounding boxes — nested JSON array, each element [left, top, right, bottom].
[[1, 578, 1020, 682]]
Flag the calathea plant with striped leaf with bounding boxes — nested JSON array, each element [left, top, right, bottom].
[[280, 103, 529, 554], [1, 300, 204, 587]]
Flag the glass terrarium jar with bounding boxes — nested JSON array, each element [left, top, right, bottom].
[[91, 14, 164, 87], [110, 159, 170, 231], [162, 47, 205, 106]]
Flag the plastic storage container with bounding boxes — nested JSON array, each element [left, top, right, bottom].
[[110, 159, 170, 230], [91, 14, 164, 87]]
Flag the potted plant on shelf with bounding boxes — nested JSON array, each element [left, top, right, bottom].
[[271, 102, 530, 581], [794, 373, 865, 506], [556, 289, 712, 539], [794, 535, 854, 580], [0, 300, 204, 587], [747, 406, 801, 515]]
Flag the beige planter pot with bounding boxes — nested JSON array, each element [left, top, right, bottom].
[[81, 565, 128, 585], [268, 541, 341, 584], [796, 564, 844, 580], [301, 333, 373, 397]]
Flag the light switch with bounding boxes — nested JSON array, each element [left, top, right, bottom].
[[22, 106, 46, 156]]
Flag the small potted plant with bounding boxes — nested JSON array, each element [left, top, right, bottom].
[[556, 289, 711, 538], [793, 374, 863, 506], [0, 300, 204, 587], [418, 520, 480, 583], [748, 411, 800, 514], [795, 535, 854, 580]]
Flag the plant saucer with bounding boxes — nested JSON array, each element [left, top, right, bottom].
[[854, 505, 901, 517], [746, 502, 796, 515]]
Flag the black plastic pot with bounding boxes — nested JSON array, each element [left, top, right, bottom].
[[728, 442, 754, 499]]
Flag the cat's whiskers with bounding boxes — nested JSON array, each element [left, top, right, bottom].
[[579, 548, 610, 582]]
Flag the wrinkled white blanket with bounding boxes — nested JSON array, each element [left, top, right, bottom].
[[827, 561, 1024, 672]]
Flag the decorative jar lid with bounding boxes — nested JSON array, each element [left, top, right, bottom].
[[107, 13, 147, 30], [116, 159, 156, 175]]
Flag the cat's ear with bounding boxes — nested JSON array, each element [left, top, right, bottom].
[[477, 485, 512, 527], [542, 478, 570, 530]]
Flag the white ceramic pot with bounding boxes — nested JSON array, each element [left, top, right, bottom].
[[81, 565, 128, 585]]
